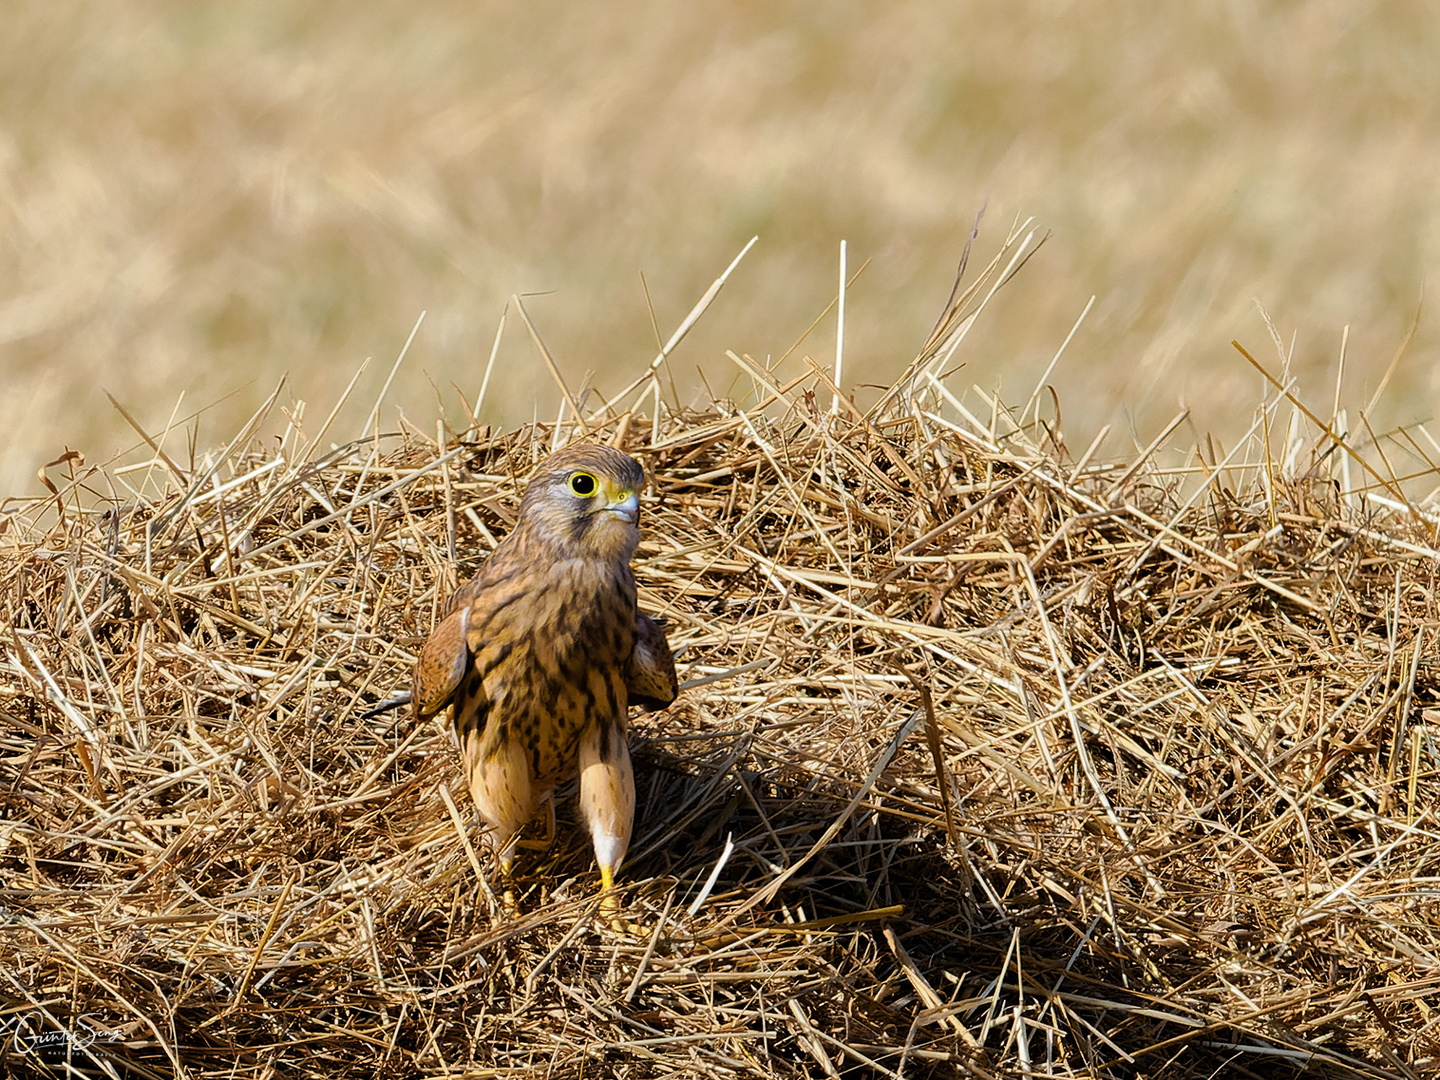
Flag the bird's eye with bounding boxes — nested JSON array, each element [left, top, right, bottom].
[[568, 471, 598, 497]]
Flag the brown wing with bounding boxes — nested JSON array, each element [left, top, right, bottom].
[[413, 569, 496, 721], [412, 603, 472, 721], [626, 611, 678, 711], [442, 574, 487, 619]]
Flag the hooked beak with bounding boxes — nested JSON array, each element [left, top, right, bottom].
[[604, 490, 640, 524]]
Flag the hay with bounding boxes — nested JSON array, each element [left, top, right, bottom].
[[3, 236, 1440, 1080]]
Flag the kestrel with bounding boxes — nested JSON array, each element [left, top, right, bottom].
[[412, 443, 678, 912]]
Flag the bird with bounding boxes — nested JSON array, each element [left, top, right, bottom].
[[411, 442, 678, 917]]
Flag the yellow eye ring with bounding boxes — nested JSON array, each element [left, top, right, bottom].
[[568, 471, 598, 497]]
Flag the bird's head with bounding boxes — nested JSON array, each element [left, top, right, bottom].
[[517, 443, 647, 562]]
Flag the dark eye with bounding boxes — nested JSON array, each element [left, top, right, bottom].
[[568, 471, 598, 497]]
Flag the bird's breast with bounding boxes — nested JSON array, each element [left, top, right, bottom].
[[470, 558, 637, 786]]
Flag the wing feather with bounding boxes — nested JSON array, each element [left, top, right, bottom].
[[626, 611, 678, 710], [412, 603, 472, 720]]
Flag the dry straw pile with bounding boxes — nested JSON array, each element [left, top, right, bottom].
[[4, 227, 1439, 1079]]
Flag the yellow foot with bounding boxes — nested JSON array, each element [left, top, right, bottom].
[[478, 880, 519, 925], [490, 857, 520, 923], [598, 866, 635, 935]]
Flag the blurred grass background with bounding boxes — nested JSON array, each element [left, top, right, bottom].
[[3, 1, 1439, 496]]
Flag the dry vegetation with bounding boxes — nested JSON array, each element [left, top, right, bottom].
[[4, 228, 1440, 1079], [5, 1, 1440, 495]]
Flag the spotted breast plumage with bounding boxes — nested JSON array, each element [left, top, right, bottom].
[[412, 443, 678, 912]]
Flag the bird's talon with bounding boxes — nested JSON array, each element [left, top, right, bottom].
[[597, 867, 636, 934]]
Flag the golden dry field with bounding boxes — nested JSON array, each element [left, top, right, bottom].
[[3, 2, 1440, 497], [6, 310, 1440, 1076], [7, 5, 1440, 1080]]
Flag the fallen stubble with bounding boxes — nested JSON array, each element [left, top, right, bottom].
[[2, 237, 1439, 1079]]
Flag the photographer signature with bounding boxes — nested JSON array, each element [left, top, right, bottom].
[[6, 1012, 124, 1055]]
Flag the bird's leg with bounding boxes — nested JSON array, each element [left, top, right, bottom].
[[468, 738, 535, 921], [578, 721, 636, 932], [496, 832, 522, 917]]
